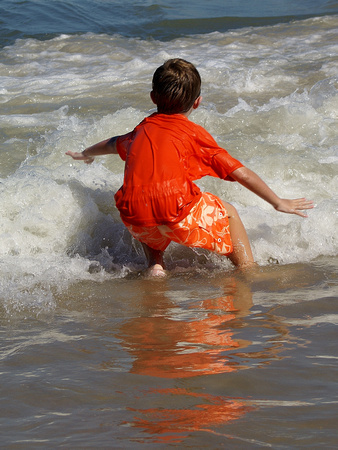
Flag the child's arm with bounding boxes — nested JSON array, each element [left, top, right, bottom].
[[230, 166, 314, 217], [65, 136, 119, 164]]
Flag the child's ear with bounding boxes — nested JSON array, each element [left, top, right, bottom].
[[193, 96, 202, 109], [150, 91, 157, 105]]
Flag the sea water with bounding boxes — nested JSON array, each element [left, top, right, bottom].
[[0, 1, 337, 447]]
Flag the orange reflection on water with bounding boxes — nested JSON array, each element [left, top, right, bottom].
[[126, 388, 254, 444], [118, 282, 252, 378], [117, 279, 255, 443]]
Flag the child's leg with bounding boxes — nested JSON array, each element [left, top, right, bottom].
[[141, 243, 166, 276], [223, 202, 255, 268], [123, 222, 169, 277]]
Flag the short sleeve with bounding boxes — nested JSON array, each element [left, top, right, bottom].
[[190, 123, 244, 181], [116, 131, 133, 161], [211, 151, 244, 181]]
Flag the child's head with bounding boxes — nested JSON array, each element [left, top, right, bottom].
[[151, 59, 201, 114]]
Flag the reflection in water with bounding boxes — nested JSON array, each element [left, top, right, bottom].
[[125, 388, 255, 444], [115, 273, 296, 442], [118, 278, 253, 378], [116, 278, 255, 442]]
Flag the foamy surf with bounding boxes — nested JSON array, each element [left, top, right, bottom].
[[0, 16, 337, 311]]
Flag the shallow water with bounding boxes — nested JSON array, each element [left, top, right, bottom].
[[1, 1, 337, 447], [1, 259, 337, 447]]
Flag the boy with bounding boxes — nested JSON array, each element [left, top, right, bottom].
[[66, 58, 313, 276]]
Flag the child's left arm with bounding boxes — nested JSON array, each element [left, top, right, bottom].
[[230, 166, 314, 217]]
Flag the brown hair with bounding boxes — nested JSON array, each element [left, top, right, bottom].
[[152, 58, 201, 114]]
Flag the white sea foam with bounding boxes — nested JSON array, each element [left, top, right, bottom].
[[0, 16, 337, 310]]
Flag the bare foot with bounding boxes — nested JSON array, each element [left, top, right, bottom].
[[145, 264, 167, 278]]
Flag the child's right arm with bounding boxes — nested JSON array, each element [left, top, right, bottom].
[[230, 166, 314, 217], [65, 136, 119, 164]]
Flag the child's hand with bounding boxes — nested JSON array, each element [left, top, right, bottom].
[[275, 198, 314, 217], [65, 151, 94, 164]]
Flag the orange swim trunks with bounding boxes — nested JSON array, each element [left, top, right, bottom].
[[124, 192, 233, 255]]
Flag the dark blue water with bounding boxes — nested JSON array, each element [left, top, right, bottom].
[[1, 0, 338, 47]]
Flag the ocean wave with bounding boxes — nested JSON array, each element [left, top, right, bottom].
[[1, 0, 338, 47], [0, 13, 337, 309]]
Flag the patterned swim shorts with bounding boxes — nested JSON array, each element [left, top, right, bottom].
[[124, 192, 233, 256]]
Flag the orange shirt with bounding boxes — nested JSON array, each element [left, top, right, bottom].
[[114, 113, 243, 226]]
